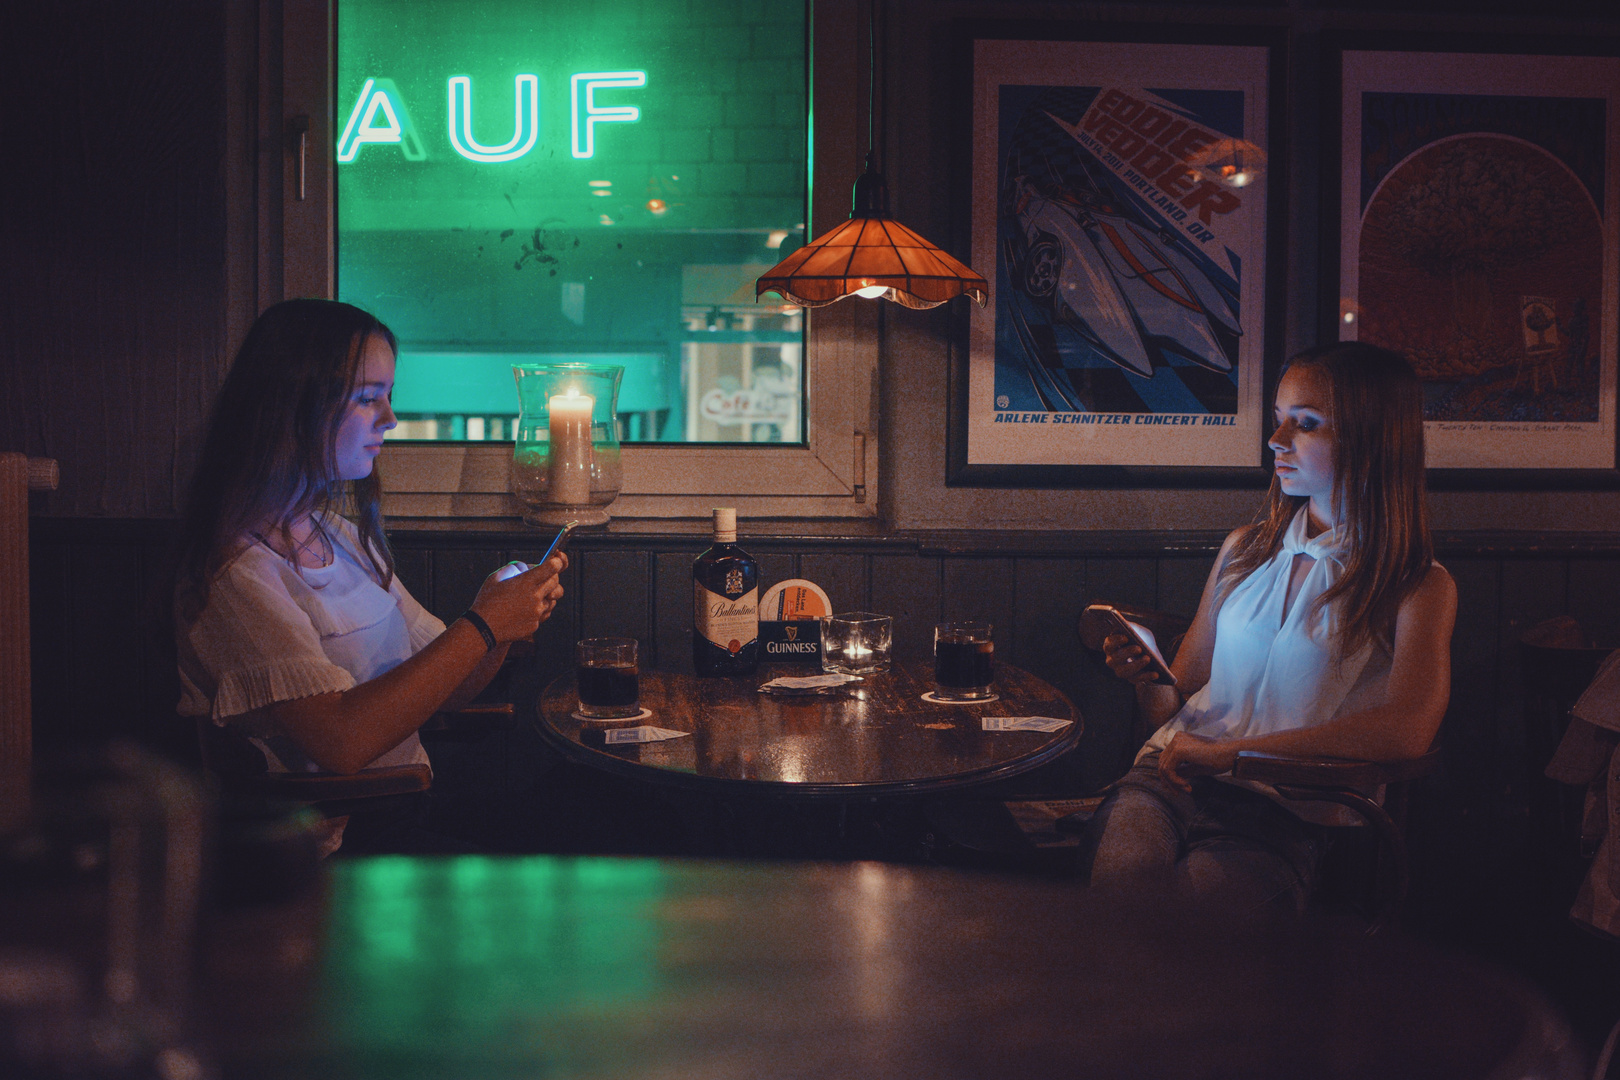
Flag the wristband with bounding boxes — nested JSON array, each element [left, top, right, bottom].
[[460, 610, 498, 653]]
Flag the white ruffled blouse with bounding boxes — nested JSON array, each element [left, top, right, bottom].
[[177, 515, 444, 774]]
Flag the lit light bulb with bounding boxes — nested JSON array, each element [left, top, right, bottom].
[[855, 285, 888, 299], [1343, 312, 1356, 324]]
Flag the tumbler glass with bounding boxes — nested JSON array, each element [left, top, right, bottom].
[[933, 622, 994, 700], [575, 637, 640, 719]]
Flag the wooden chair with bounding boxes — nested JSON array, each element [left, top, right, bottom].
[[195, 717, 432, 820], [1232, 747, 1440, 933], [1075, 602, 1440, 933], [1, 453, 59, 832], [193, 651, 523, 820]]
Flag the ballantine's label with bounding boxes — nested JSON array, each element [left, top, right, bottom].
[[695, 581, 757, 655]]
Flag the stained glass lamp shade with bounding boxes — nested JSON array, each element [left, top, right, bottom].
[[757, 154, 987, 310]]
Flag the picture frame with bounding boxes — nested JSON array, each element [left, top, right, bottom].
[[949, 24, 1287, 488], [1327, 33, 1620, 489]]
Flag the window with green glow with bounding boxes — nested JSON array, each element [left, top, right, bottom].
[[336, 0, 808, 445]]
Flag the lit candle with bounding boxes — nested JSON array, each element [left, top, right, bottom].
[[547, 388, 595, 506]]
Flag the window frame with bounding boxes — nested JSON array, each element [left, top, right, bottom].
[[279, 0, 877, 519]]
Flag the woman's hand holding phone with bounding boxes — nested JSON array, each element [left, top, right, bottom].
[[468, 521, 577, 641], [1103, 632, 1162, 686], [470, 551, 567, 642], [1090, 605, 1177, 687]]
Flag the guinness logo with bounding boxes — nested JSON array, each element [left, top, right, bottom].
[[784, 625, 798, 641]]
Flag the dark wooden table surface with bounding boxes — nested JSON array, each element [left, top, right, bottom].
[[534, 658, 1081, 798], [206, 855, 1577, 1080]]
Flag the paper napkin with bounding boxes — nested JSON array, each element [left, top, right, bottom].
[[982, 716, 1073, 733], [759, 673, 863, 695], [603, 726, 690, 744]]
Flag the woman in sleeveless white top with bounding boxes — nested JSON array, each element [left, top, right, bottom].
[[1088, 345, 1457, 911]]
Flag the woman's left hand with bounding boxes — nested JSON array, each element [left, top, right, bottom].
[[1157, 731, 1240, 793]]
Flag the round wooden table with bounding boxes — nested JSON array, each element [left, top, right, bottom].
[[535, 658, 1081, 798]]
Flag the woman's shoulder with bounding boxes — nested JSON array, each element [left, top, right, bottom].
[[1216, 523, 1259, 565], [1399, 561, 1458, 622], [215, 534, 281, 580]]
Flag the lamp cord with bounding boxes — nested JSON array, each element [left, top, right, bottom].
[[866, 0, 875, 161]]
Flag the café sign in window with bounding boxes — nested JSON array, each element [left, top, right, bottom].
[[336, 0, 808, 447]]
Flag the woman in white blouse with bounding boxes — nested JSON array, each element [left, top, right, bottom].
[[173, 300, 566, 849], [1090, 342, 1457, 911]]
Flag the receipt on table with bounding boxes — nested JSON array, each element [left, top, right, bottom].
[[981, 716, 1073, 733], [603, 726, 690, 744]]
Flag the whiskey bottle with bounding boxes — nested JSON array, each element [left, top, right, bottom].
[[693, 507, 759, 676]]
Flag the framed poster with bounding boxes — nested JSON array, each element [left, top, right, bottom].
[[1336, 45, 1620, 486], [952, 30, 1283, 487]]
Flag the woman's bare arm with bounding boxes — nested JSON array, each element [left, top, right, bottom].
[[437, 642, 512, 713], [1106, 527, 1245, 728], [248, 554, 567, 774]]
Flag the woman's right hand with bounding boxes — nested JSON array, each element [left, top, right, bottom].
[[467, 552, 568, 643], [1102, 632, 1164, 686]]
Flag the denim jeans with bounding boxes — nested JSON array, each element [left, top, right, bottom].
[[1085, 758, 1327, 915]]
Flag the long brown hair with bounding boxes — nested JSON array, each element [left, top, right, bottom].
[[1220, 342, 1433, 655], [174, 299, 397, 620]]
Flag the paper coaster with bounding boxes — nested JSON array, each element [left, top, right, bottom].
[[573, 707, 654, 723], [920, 691, 999, 705]]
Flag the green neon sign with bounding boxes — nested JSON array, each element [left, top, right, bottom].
[[448, 74, 541, 162], [570, 71, 646, 159], [338, 71, 645, 163], [336, 77, 426, 162]]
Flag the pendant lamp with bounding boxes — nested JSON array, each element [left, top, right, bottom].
[[756, 5, 986, 310]]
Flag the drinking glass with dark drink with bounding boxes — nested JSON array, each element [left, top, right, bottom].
[[575, 637, 640, 719], [933, 622, 994, 701]]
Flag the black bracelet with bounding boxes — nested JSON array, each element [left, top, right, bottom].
[[460, 610, 497, 653]]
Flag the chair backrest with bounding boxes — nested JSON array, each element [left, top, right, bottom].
[[1, 453, 58, 831]]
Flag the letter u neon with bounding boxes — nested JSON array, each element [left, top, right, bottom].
[[448, 75, 539, 163]]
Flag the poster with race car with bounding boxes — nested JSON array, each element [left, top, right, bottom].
[[961, 36, 1275, 482], [1338, 49, 1620, 477]]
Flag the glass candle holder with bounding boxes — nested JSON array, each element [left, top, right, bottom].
[[511, 364, 624, 526], [821, 612, 893, 675]]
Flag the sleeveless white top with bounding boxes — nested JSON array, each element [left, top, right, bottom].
[[1141, 507, 1395, 825]]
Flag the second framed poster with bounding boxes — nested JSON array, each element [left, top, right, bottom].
[[1338, 46, 1620, 482], [956, 31, 1282, 486]]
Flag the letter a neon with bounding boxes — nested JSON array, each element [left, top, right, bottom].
[[570, 71, 646, 159], [338, 78, 425, 162], [448, 75, 540, 163]]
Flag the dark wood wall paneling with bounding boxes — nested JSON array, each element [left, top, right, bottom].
[[1, 3, 228, 518], [36, 521, 1616, 812]]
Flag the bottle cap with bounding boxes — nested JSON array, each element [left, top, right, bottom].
[[712, 507, 737, 543]]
